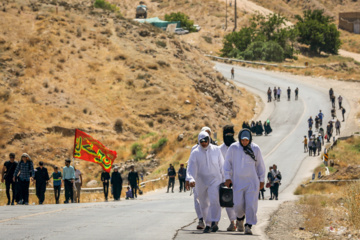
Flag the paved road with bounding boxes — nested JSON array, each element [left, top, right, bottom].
[[0, 63, 346, 240]]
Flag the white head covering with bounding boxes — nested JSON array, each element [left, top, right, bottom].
[[201, 126, 211, 133]]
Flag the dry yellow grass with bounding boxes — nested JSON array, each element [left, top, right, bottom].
[[293, 136, 360, 235]]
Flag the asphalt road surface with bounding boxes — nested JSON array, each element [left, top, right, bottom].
[[0, 63, 346, 240]]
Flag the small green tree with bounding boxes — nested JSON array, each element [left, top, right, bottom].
[[94, 0, 119, 12], [164, 12, 196, 32], [221, 13, 296, 61], [295, 10, 341, 54]]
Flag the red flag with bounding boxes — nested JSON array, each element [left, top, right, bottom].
[[73, 129, 117, 173]]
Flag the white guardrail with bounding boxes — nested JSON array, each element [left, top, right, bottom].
[[0, 174, 168, 193], [205, 55, 307, 69]]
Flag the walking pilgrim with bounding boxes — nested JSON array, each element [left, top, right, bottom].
[[186, 131, 224, 233], [219, 125, 237, 231], [224, 129, 266, 235]]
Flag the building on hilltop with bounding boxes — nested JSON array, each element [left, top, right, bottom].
[[339, 12, 360, 34]]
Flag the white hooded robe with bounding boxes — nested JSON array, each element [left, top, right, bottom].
[[187, 132, 224, 225]]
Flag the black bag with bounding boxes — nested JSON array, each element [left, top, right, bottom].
[[277, 172, 282, 180], [219, 183, 234, 208]]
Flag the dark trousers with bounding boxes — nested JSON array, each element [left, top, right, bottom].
[[167, 178, 175, 192], [130, 184, 138, 198], [19, 179, 30, 203], [336, 128, 340, 135], [5, 179, 16, 203], [54, 186, 61, 203], [103, 182, 109, 199], [295, 93, 298, 100], [179, 179, 186, 192], [270, 186, 274, 198], [64, 179, 73, 202], [273, 183, 279, 198], [339, 102, 342, 109], [287, 94, 290, 100], [258, 190, 264, 200], [36, 182, 46, 203]]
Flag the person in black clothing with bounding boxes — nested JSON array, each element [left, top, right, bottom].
[[267, 167, 274, 200], [34, 161, 50, 204], [167, 165, 176, 193], [329, 88, 334, 101], [341, 107, 346, 122], [111, 167, 123, 201], [267, 87, 272, 102], [128, 166, 139, 198], [1, 153, 18, 205], [101, 170, 111, 201], [273, 87, 277, 100], [178, 164, 186, 193], [295, 87, 299, 100], [331, 95, 336, 108], [287, 87, 291, 101]]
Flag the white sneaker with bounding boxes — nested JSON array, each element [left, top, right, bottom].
[[197, 220, 205, 229], [236, 220, 244, 232], [227, 222, 236, 231], [245, 225, 252, 235]]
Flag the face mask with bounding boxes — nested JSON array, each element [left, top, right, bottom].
[[224, 134, 235, 147]]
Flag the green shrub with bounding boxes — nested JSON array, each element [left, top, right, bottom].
[[131, 143, 146, 161], [152, 137, 168, 153], [164, 12, 196, 32], [94, 0, 119, 12], [156, 41, 166, 48], [243, 41, 265, 61], [262, 41, 284, 62]]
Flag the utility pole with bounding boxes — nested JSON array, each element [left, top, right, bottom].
[[225, 0, 227, 30], [233, 0, 237, 32]]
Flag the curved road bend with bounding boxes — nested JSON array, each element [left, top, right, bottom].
[[0, 62, 345, 240]]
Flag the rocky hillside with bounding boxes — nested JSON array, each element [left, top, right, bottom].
[[0, 0, 255, 184]]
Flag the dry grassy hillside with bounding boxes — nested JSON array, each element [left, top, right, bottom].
[[0, 0, 255, 185]]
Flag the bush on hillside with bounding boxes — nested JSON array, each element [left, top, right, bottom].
[[151, 137, 168, 153], [131, 143, 146, 161], [94, 0, 119, 12], [164, 12, 196, 32]]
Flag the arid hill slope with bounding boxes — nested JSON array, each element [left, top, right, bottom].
[[0, 0, 255, 184]]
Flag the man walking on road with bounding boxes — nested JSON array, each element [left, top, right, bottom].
[[178, 164, 186, 193], [335, 119, 341, 135], [13, 153, 34, 205], [62, 159, 75, 204], [224, 129, 266, 235], [231, 67, 234, 79], [128, 166, 139, 198], [338, 95, 343, 109], [267, 87, 272, 102], [295, 87, 299, 100], [1, 153, 18, 205], [302, 136, 308, 153], [277, 87, 281, 101], [219, 125, 237, 232], [270, 165, 281, 200], [34, 161, 50, 205], [74, 167, 82, 203], [167, 165, 176, 193], [287, 87, 291, 101], [318, 110, 324, 126], [186, 131, 224, 233], [273, 87, 277, 101], [341, 107, 346, 122], [50, 166, 62, 204], [101, 169, 110, 201]]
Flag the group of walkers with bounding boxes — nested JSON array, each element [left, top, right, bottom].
[[1, 153, 143, 205], [185, 125, 267, 235], [267, 86, 299, 102], [242, 120, 272, 136], [302, 88, 346, 155], [1, 156, 82, 205], [166, 164, 187, 193]]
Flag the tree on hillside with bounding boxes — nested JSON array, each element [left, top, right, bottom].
[[164, 12, 196, 32], [221, 13, 296, 62], [295, 10, 341, 55]]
